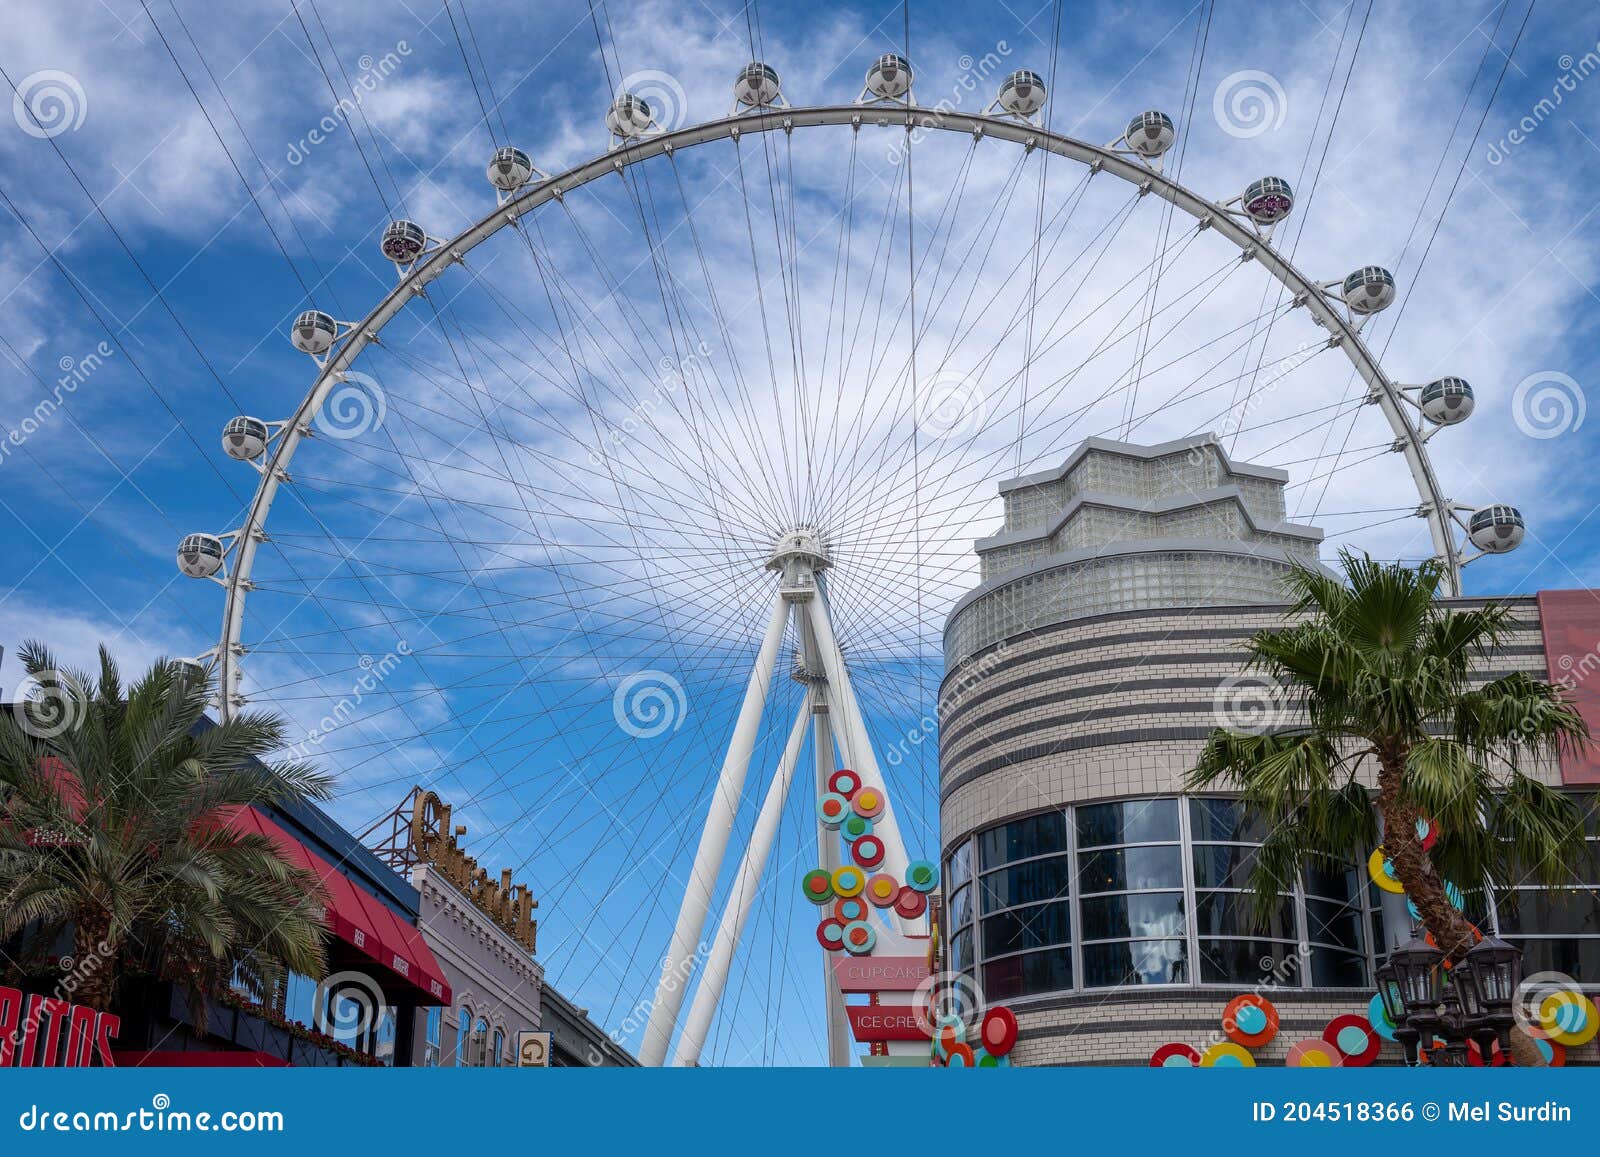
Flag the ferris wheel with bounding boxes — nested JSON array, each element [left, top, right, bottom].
[[172, 50, 1526, 1066]]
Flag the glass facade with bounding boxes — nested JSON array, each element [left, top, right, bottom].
[[948, 796, 1376, 1002], [1499, 803, 1600, 983]]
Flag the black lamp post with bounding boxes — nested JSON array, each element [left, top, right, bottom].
[[1451, 960, 1499, 1064], [1462, 934, 1523, 1053], [1379, 928, 1445, 1066]]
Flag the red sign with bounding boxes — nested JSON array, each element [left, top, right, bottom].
[[832, 955, 932, 993], [1538, 590, 1600, 784], [0, 986, 120, 1067], [847, 1004, 929, 1042]]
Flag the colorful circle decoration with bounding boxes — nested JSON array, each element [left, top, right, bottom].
[[802, 868, 835, 905], [1285, 1039, 1341, 1067], [852, 834, 886, 869], [1367, 849, 1404, 894], [841, 920, 876, 955], [833, 896, 868, 923], [828, 769, 861, 798], [980, 1007, 1019, 1057], [1149, 1042, 1202, 1068], [975, 1049, 1010, 1068], [1323, 1014, 1380, 1066], [1366, 993, 1397, 1042], [937, 1015, 967, 1052], [1406, 880, 1465, 922], [905, 860, 940, 893], [946, 1043, 975, 1068], [1199, 1042, 1255, 1067], [851, 786, 886, 819], [832, 865, 865, 897], [894, 886, 928, 919], [1416, 816, 1438, 850], [1529, 1035, 1568, 1067], [1467, 1040, 1507, 1067], [817, 792, 850, 828], [1539, 991, 1598, 1047], [841, 813, 874, 840], [815, 918, 845, 951], [1223, 994, 1279, 1048], [865, 873, 900, 907]]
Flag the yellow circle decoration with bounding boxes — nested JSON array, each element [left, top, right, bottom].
[[1540, 992, 1598, 1047], [831, 865, 865, 898], [1367, 849, 1404, 894], [1199, 1042, 1255, 1068], [1285, 1039, 1341, 1067]]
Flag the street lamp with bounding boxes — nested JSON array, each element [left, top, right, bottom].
[[1462, 934, 1522, 1052], [1378, 928, 1445, 1066], [1450, 960, 1499, 1064]]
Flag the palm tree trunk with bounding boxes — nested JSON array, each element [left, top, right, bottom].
[[71, 909, 119, 1014], [1375, 749, 1479, 963]]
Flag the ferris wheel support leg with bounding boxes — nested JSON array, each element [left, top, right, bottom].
[[803, 591, 917, 936], [639, 591, 791, 1067], [672, 702, 811, 1067], [813, 695, 854, 1068]]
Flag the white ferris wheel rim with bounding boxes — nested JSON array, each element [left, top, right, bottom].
[[208, 100, 1471, 720]]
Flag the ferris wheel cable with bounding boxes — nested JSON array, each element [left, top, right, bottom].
[[1226, 0, 1365, 453], [1123, 0, 1212, 437], [288, 0, 396, 215], [450, 0, 514, 146], [1315, 1, 1532, 522], [307, 0, 412, 211]]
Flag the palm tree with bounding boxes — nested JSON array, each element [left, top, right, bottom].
[[1187, 552, 1590, 970], [0, 641, 334, 1014]]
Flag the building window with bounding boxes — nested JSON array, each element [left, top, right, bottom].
[[491, 1028, 505, 1067], [947, 795, 1377, 1002], [1498, 799, 1600, 984], [423, 1007, 442, 1067], [456, 1008, 472, 1067], [471, 1018, 490, 1067]]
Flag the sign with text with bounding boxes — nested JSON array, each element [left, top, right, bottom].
[[517, 1030, 552, 1067], [1538, 590, 1600, 784], [846, 1004, 929, 1043], [0, 986, 120, 1067], [831, 956, 931, 993]]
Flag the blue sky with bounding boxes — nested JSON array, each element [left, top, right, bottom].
[[1, 0, 1598, 1064]]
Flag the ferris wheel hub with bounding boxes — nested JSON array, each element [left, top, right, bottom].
[[766, 526, 830, 602]]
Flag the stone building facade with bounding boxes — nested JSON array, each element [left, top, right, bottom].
[[938, 435, 1599, 1066]]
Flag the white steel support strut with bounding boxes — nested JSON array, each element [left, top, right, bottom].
[[639, 591, 790, 1067], [672, 702, 812, 1066]]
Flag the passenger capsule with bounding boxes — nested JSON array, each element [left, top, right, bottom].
[[996, 70, 1046, 117], [865, 53, 913, 100], [1468, 505, 1525, 553], [486, 146, 534, 192], [734, 61, 782, 109], [1342, 266, 1396, 315], [1126, 110, 1175, 158], [290, 310, 338, 355], [605, 92, 655, 139], [1419, 377, 1475, 425], [380, 220, 427, 265], [1242, 176, 1294, 226], [222, 416, 268, 460], [176, 533, 225, 579]]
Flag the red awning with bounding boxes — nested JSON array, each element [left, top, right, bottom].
[[223, 806, 452, 1006]]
